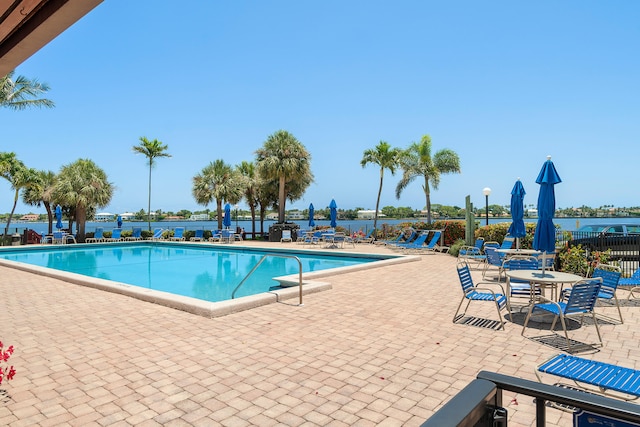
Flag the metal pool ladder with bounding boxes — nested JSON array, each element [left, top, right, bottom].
[[231, 254, 304, 306]]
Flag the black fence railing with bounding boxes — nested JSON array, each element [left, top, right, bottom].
[[557, 230, 640, 277], [421, 371, 640, 427]]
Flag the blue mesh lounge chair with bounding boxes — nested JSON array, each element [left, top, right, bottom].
[[106, 229, 123, 242], [454, 261, 510, 330], [355, 229, 376, 244], [125, 227, 142, 241], [536, 354, 640, 401], [86, 227, 104, 243], [522, 278, 603, 353], [394, 232, 429, 249], [170, 227, 185, 241], [190, 229, 204, 241], [209, 230, 222, 242], [149, 228, 164, 240]]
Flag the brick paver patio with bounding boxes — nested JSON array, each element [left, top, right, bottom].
[[1, 241, 639, 426]]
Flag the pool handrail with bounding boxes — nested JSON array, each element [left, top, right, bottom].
[[231, 253, 303, 306]]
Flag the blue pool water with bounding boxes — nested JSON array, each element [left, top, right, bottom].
[[0, 243, 388, 302]]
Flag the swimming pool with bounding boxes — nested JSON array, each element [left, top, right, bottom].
[[0, 242, 411, 316]]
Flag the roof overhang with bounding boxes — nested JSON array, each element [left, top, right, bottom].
[[0, 0, 103, 76]]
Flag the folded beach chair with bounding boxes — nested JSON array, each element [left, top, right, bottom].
[[86, 227, 105, 243], [170, 227, 185, 241], [209, 230, 222, 242], [190, 229, 204, 241], [537, 353, 640, 402], [355, 229, 375, 244]]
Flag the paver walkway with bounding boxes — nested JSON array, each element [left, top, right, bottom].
[[1, 241, 639, 426]]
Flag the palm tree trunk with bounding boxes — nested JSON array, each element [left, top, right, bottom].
[[250, 205, 256, 238], [424, 177, 432, 224], [4, 189, 19, 243], [76, 207, 87, 243], [373, 168, 384, 238], [216, 199, 223, 230], [45, 202, 53, 234], [147, 163, 152, 231], [278, 175, 286, 223]]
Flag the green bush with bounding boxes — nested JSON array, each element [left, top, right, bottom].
[[556, 244, 613, 276], [475, 222, 538, 249], [448, 239, 467, 257]]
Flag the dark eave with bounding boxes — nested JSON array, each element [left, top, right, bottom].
[[0, 0, 102, 76]]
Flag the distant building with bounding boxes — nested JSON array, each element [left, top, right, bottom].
[[95, 212, 114, 221], [357, 210, 385, 220], [119, 212, 135, 221], [190, 213, 210, 221], [287, 210, 304, 220], [163, 216, 184, 221], [266, 213, 279, 220], [19, 213, 39, 221]]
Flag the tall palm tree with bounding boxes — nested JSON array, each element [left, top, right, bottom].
[[0, 152, 40, 240], [0, 71, 54, 110], [22, 170, 56, 234], [192, 160, 245, 230], [53, 159, 114, 243], [255, 130, 313, 223], [395, 134, 461, 224], [237, 161, 258, 237], [361, 141, 401, 237], [132, 136, 171, 231]]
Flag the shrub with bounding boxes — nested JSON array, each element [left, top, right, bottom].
[[448, 239, 467, 257], [557, 244, 613, 276]]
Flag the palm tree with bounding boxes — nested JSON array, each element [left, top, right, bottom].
[[395, 134, 461, 224], [361, 141, 401, 237], [22, 170, 56, 234], [237, 161, 259, 238], [53, 159, 114, 243], [192, 160, 245, 230], [0, 152, 40, 240], [255, 130, 313, 223], [0, 71, 54, 110], [132, 136, 171, 231]]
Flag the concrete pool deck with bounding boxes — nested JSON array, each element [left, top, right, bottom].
[[1, 240, 639, 426]]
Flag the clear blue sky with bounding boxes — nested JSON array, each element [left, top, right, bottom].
[[2, 1, 639, 215]]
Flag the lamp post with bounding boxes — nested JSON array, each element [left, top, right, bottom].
[[482, 187, 491, 226], [234, 204, 239, 231]]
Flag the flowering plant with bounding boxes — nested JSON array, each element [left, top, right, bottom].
[[0, 341, 16, 385]]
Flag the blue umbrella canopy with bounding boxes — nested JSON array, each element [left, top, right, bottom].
[[329, 199, 337, 228], [507, 179, 526, 242], [223, 203, 232, 228], [55, 204, 63, 230], [308, 203, 315, 227], [117, 215, 123, 228], [533, 156, 562, 254]]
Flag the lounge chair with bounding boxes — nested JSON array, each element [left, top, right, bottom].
[[86, 228, 105, 243], [148, 228, 164, 241], [209, 230, 222, 243], [522, 278, 603, 353], [453, 261, 509, 330], [537, 353, 640, 401], [458, 237, 486, 265], [355, 229, 375, 244], [190, 229, 204, 241], [281, 230, 293, 243], [170, 227, 185, 241], [105, 229, 123, 242], [125, 227, 142, 241], [394, 232, 429, 249], [619, 267, 640, 300]]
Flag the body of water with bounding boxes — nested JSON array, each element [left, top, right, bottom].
[[5, 216, 640, 236]]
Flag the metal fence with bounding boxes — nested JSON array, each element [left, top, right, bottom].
[[557, 230, 640, 277]]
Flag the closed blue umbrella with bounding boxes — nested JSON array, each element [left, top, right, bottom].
[[55, 205, 63, 230], [507, 179, 526, 249], [329, 199, 337, 228], [533, 156, 562, 254], [223, 203, 232, 228], [117, 215, 122, 228], [308, 203, 315, 227]]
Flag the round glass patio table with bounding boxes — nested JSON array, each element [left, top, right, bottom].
[[505, 270, 583, 302]]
